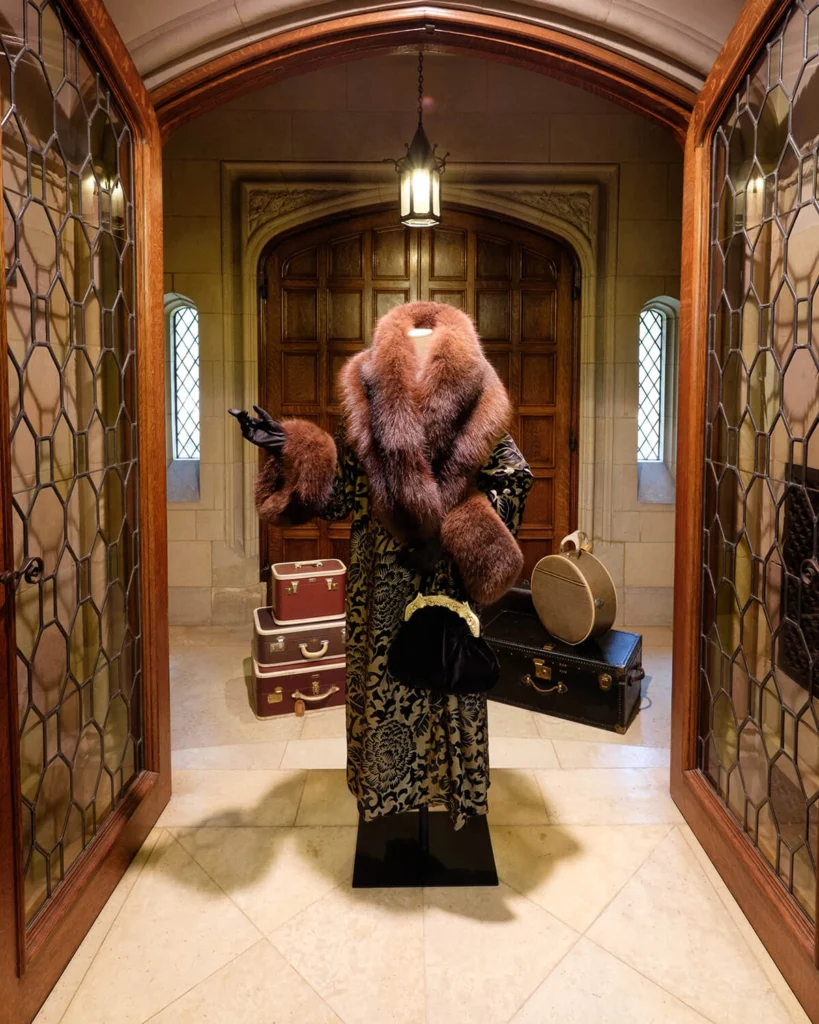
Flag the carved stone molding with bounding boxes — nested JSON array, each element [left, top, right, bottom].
[[481, 189, 593, 238], [247, 186, 353, 234]]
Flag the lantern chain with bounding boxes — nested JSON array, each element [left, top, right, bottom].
[[417, 51, 424, 124]]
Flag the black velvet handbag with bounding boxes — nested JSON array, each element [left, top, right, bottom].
[[387, 594, 500, 696]]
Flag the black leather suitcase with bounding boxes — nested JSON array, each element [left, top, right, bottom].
[[482, 587, 644, 734]]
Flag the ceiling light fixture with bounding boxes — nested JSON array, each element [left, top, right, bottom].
[[387, 51, 448, 228]]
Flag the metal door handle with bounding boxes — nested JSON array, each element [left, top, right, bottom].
[[0, 557, 44, 588], [299, 640, 329, 660]]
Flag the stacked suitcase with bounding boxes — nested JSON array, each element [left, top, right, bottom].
[[252, 559, 347, 718]]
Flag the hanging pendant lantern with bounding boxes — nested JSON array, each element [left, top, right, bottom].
[[387, 52, 448, 227]]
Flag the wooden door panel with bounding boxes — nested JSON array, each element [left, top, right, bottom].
[[262, 208, 579, 585]]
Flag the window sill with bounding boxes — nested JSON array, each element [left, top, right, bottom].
[[638, 461, 676, 505], [167, 459, 200, 503]]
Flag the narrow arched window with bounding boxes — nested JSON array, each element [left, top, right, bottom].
[[171, 305, 201, 460], [637, 306, 666, 463]]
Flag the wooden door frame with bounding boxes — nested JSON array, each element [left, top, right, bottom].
[[256, 202, 583, 581], [0, 2, 170, 1021], [671, 0, 819, 1018], [150, 6, 695, 143]]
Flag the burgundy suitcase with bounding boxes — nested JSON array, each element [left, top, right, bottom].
[[271, 559, 346, 623], [253, 607, 346, 666], [253, 657, 346, 718]]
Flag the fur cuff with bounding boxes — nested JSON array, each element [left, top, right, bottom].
[[440, 491, 523, 605], [255, 419, 337, 526]]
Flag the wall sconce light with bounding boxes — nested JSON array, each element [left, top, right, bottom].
[[387, 51, 448, 228]]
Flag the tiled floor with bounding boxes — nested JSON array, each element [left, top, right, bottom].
[[36, 626, 810, 1024]]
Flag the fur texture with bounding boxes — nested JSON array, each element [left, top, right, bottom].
[[340, 301, 523, 604], [340, 301, 511, 543], [255, 419, 337, 526], [440, 491, 524, 605]]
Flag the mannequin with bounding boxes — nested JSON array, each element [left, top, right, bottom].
[[233, 302, 533, 866]]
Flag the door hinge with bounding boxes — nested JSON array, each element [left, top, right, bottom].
[[569, 429, 578, 453], [261, 563, 272, 582], [258, 278, 268, 302]]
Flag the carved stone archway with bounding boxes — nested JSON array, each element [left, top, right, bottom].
[[216, 161, 619, 561]]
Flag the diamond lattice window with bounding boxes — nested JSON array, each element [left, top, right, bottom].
[[637, 308, 666, 462], [172, 307, 201, 460]]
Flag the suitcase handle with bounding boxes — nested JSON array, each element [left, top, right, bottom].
[[294, 560, 324, 569], [299, 640, 329, 660], [522, 674, 568, 696], [291, 684, 340, 703]]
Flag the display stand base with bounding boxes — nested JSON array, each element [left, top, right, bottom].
[[352, 808, 498, 888]]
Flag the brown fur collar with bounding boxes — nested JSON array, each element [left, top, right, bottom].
[[339, 301, 511, 544]]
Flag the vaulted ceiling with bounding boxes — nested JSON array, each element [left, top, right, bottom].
[[105, 0, 744, 94]]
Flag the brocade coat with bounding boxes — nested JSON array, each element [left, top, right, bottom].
[[255, 302, 533, 828]]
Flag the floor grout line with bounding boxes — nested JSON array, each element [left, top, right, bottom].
[[55, 828, 166, 1024]]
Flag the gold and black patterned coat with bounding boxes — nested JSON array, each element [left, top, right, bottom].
[[255, 302, 533, 828]]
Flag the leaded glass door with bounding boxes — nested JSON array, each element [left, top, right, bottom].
[[673, 0, 819, 1017], [0, 2, 169, 1021]]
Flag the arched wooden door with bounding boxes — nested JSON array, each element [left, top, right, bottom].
[[260, 207, 579, 585]]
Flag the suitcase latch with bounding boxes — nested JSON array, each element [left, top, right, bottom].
[[533, 658, 551, 681], [267, 688, 283, 704], [598, 672, 613, 691], [286, 580, 299, 595], [270, 637, 285, 652], [326, 577, 338, 591]]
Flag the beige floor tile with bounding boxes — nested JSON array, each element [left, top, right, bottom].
[[552, 740, 670, 769], [170, 625, 250, 647], [300, 706, 346, 740], [170, 645, 249, 692], [157, 769, 306, 827], [148, 938, 342, 1023], [171, 685, 306, 750], [271, 885, 424, 1024], [172, 740, 287, 769], [511, 936, 710, 1023], [535, 768, 681, 825], [587, 829, 794, 1024], [423, 881, 578, 1024], [280, 737, 347, 770], [488, 769, 549, 825], [35, 830, 163, 1024], [487, 700, 540, 737], [491, 823, 672, 931], [489, 736, 559, 769], [296, 769, 360, 825], [677, 824, 812, 1024], [61, 832, 261, 1024], [172, 825, 357, 934]]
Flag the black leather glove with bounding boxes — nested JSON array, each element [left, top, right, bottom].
[[229, 406, 287, 455]]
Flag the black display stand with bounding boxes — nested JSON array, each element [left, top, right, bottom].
[[352, 806, 498, 888]]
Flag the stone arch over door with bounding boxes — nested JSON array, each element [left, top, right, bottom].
[[219, 163, 617, 564], [257, 204, 581, 580]]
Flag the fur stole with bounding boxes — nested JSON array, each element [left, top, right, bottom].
[[339, 301, 511, 543], [340, 301, 522, 603]]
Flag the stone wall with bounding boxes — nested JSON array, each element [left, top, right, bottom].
[[161, 53, 683, 627]]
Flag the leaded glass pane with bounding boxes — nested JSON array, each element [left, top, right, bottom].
[[172, 306, 200, 460], [1, 0, 143, 926], [699, 0, 819, 924], [638, 308, 665, 461]]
